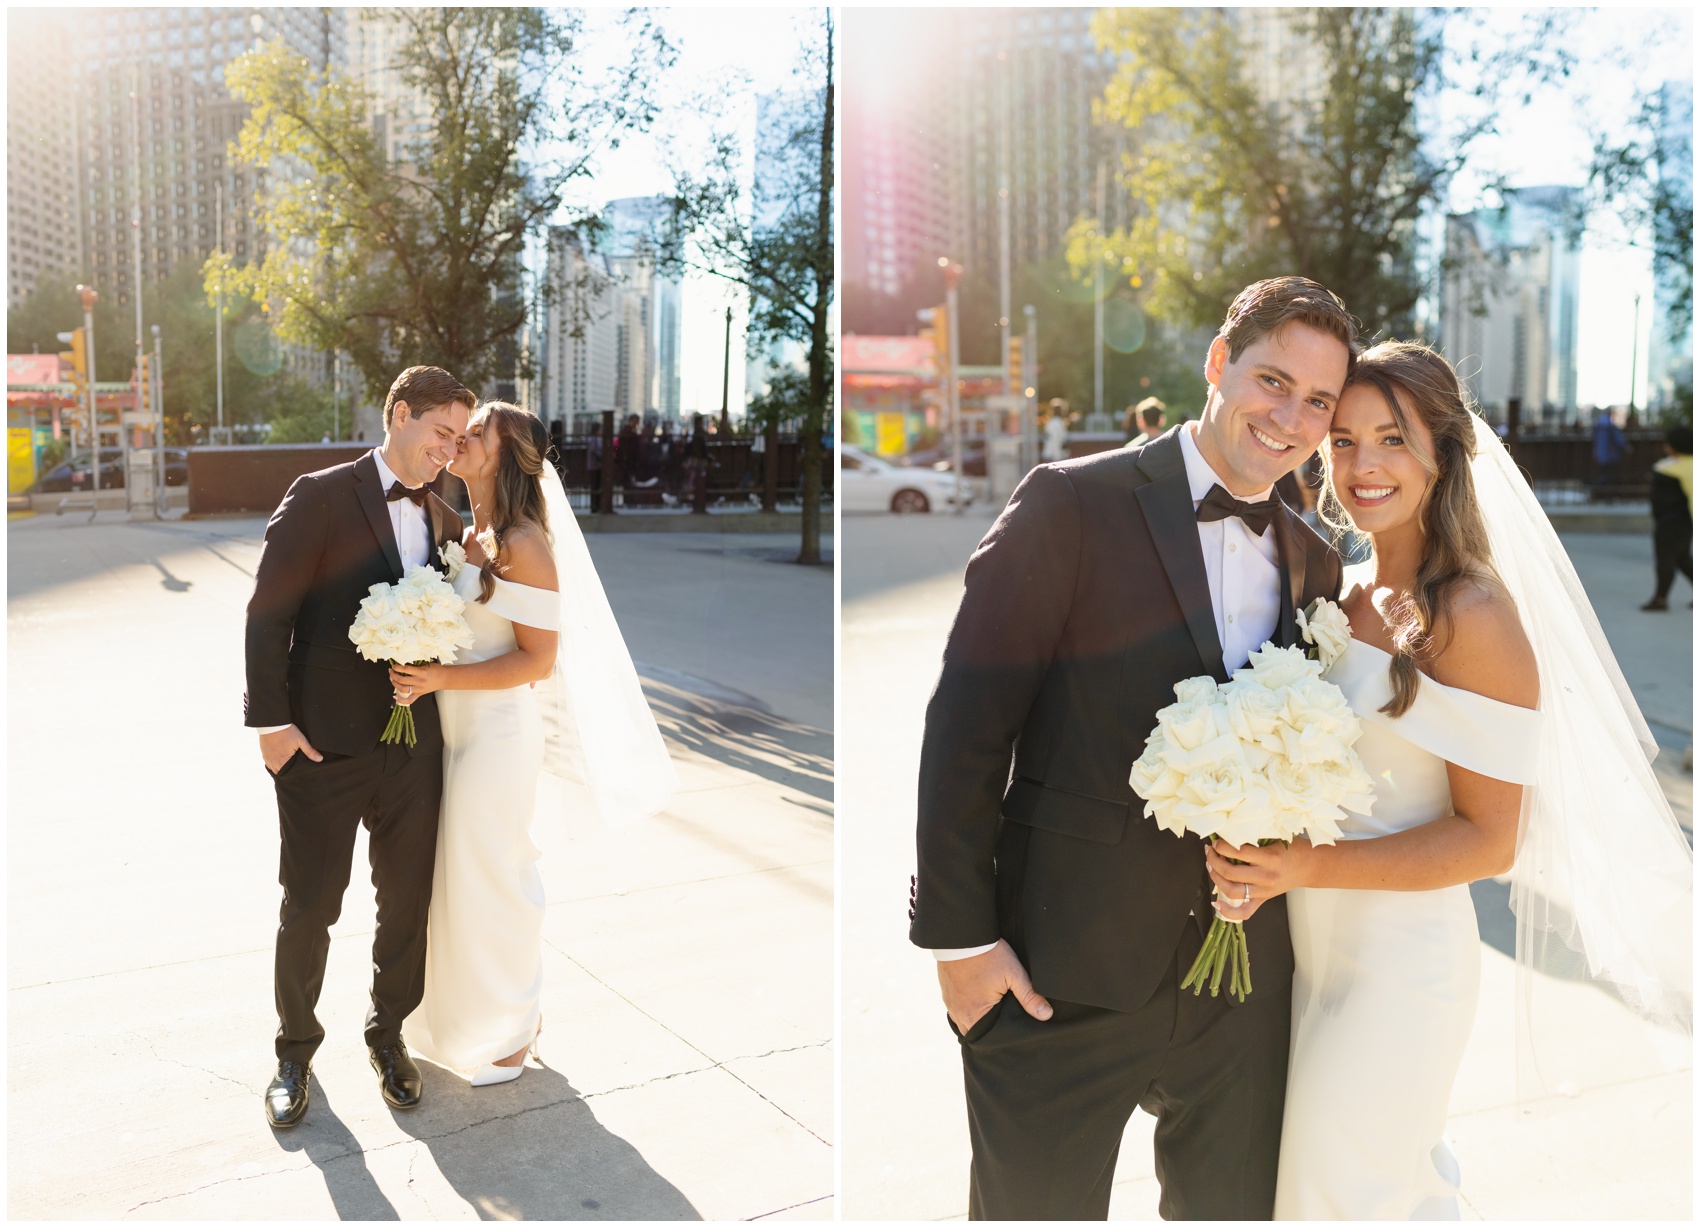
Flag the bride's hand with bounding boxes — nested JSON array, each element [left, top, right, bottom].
[[1205, 838, 1316, 922], [389, 663, 446, 705]]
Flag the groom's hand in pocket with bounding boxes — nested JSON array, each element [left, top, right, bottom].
[[938, 939, 1053, 1034], [260, 725, 322, 775]]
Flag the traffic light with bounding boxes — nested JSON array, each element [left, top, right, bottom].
[[60, 329, 89, 401], [918, 303, 949, 373]]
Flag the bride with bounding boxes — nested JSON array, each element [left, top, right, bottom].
[[1204, 341, 1692, 1218], [390, 402, 676, 1086]]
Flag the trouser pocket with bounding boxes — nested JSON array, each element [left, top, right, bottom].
[[949, 990, 1010, 1045]]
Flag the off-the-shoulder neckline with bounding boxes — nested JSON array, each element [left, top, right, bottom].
[[1341, 637, 1539, 716]]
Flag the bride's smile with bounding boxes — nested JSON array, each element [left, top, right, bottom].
[[1326, 384, 1435, 535]]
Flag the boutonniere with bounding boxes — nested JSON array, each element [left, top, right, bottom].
[[438, 539, 467, 581], [1296, 598, 1351, 672]]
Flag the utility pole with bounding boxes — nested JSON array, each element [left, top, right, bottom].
[[215, 178, 225, 441], [332, 350, 341, 442], [152, 324, 165, 515], [1094, 160, 1106, 423], [942, 259, 963, 515], [719, 304, 733, 436]]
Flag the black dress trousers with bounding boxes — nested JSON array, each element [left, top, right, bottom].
[[955, 919, 1291, 1221], [270, 740, 442, 1063]]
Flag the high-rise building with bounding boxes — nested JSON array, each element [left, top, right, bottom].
[[8, 11, 84, 307], [1441, 187, 1582, 421], [68, 8, 344, 307], [602, 196, 682, 421], [345, 12, 431, 168], [1647, 78, 1693, 412], [541, 226, 619, 431]]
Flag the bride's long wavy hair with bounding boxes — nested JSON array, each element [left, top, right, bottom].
[[1317, 341, 1502, 717], [469, 401, 553, 605]]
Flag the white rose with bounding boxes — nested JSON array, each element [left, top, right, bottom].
[[439, 540, 467, 580], [1172, 675, 1221, 707], [1157, 695, 1232, 753], [1221, 678, 1288, 755], [1233, 642, 1322, 691], [1298, 598, 1353, 672]]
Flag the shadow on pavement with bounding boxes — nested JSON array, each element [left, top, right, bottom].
[[270, 1079, 400, 1219], [392, 1062, 701, 1220], [643, 673, 833, 806]]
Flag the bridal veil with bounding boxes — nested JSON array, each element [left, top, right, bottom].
[[536, 462, 678, 828], [1469, 415, 1692, 1090]]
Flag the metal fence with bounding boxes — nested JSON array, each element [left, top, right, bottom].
[[542, 434, 832, 514]]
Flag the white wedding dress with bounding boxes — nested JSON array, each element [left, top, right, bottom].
[[1274, 638, 1543, 1220], [403, 565, 562, 1072]]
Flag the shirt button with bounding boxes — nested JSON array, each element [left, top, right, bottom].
[[1227, 614, 1236, 624], [1229, 543, 1238, 553]]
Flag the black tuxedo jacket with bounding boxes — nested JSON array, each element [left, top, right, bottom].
[[244, 451, 464, 758], [910, 430, 1343, 1012]]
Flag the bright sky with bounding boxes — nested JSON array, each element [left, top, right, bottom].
[[1440, 8, 1692, 407], [560, 7, 824, 417]]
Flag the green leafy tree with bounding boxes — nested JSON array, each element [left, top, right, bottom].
[[1589, 83, 1694, 343], [1073, 8, 1575, 342], [666, 10, 835, 565], [7, 263, 309, 444], [211, 8, 671, 399]]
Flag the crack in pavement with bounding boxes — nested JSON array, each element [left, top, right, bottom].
[[141, 1035, 256, 1094], [549, 943, 832, 1148], [120, 1039, 832, 1215], [750, 1192, 833, 1220]]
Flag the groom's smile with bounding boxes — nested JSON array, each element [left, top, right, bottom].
[[1198, 321, 1349, 495]]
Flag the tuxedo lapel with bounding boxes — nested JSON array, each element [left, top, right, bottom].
[[1134, 433, 1226, 680], [1272, 506, 1307, 649], [354, 451, 406, 581]]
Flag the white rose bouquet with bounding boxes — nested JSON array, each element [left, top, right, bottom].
[[1129, 598, 1373, 1001], [348, 563, 475, 746]]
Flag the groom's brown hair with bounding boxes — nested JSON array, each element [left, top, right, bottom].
[[1219, 277, 1360, 374], [383, 365, 475, 429]]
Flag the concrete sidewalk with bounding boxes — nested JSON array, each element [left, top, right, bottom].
[[841, 513, 1691, 1220], [7, 513, 833, 1220]]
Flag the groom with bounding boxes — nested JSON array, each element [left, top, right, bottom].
[[910, 277, 1355, 1219], [244, 365, 473, 1128]]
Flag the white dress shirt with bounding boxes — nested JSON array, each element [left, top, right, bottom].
[[256, 449, 432, 736], [933, 423, 1285, 962], [372, 447, 432, 571]]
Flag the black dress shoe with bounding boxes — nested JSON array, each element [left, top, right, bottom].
[[370, 1040, 423, 1110], [265, 1060, 311, 1128]]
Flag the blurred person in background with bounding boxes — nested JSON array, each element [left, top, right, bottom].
[[1642, 423, 1693, 611], [1122, 397, 1168, 449], [1042, 399, 1071, 463], [1592, 406, 1629, 496]]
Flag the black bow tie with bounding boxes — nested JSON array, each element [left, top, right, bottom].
[[386, 482, 428, 507], [1195, 483, 1279, 537]]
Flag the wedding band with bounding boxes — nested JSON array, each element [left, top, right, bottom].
[[403, 687, 412, 697], [1241, 885, 1252, 904]]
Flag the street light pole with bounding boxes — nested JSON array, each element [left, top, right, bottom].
[[942, 259, 963, 515], [1094, 160, 1106, 423], [129, 70, 146, 502], [719, 304, 733, 435], [79, 285, 99, 502], [152, 324, 165, 516], [1628, 292, 1642, 428], [1023, 303, 1038, 473], [216, 178, 225, 442]]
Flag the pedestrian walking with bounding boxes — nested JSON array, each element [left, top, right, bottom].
[[1041, 399, 1070, 463], [685, 413, 711, 513], [1642, 423, 1693, 611]]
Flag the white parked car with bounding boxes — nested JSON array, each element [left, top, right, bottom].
[[839, 444, 970, 514]]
